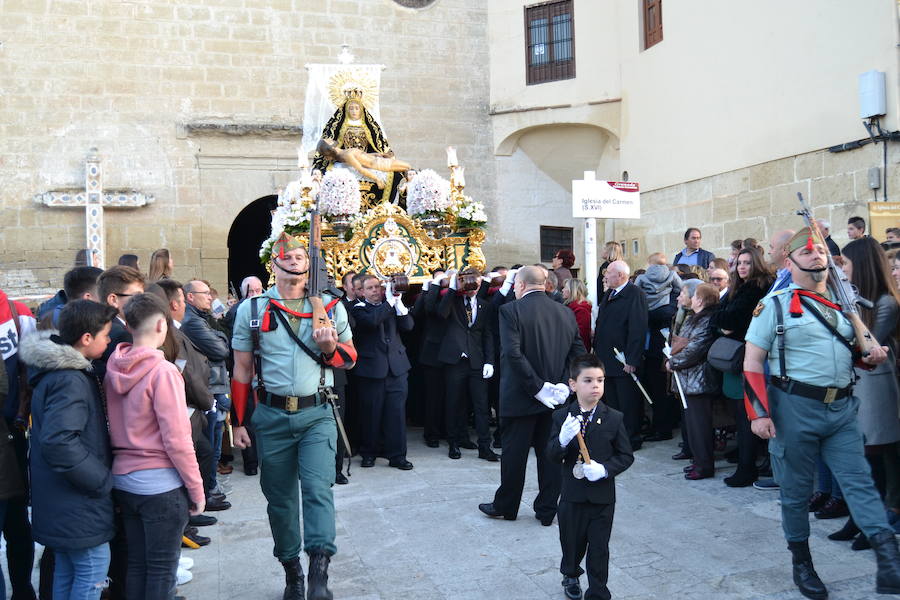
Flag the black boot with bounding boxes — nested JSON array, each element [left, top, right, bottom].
[[307, 551, 334, 600], [787, 540, 828, 599], [280, 557, 305, 600], [827, 517, 859, 541], [870, 529, 900, 595]]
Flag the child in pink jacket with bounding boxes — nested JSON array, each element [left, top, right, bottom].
[[104, 293, 204, 600]]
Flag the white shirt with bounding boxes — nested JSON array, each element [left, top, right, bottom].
[[719, 287, 729, 299], [610, 281, 628, 298]]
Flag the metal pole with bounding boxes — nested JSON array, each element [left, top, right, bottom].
[[582, 171, 599, 306]]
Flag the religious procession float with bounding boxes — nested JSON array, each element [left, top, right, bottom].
[[260, 53, 488, 284]]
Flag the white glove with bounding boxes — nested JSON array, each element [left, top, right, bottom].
[[422, 280, 431, 291], [582, 461, 608, 482], [558, 414, 580, 447], [395, 297, 409, 316], [535, 381, 563, 409], [482, 364, 494, 379], [385, 281, 396, 306], [552, 383, 571, 404], [449, 271, 459, 290], [499, 268, 518, 296]]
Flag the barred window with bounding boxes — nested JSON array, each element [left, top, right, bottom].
[[525, 1, 575, 85], [540, 226, 574, 262]]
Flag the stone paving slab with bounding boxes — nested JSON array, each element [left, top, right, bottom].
[[5, 428, 894, 599]]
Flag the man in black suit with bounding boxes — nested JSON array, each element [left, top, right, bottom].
[[479, 266, 585, 525], [592, 260, 648, 450], [435, 268, 498, 461], [410, 269, 447, 448], [351, 274, 415, 470]]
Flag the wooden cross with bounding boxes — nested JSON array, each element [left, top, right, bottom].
[[33, 148, 154, 268]]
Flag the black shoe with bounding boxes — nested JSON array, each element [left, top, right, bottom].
[[448, 444, 461, 459], [671, 451, 693, 460], [788, 540, 828, 600], [536, 514, 554, 526], [361, 456, 375, 468], [478, 502, 516, 520], [815, 497, 849, 520], [478, 447, 499, 462], [425, 439, 440, 448], [631, 441, 643, 451], [307, 551, 333, 600], [562, 576, 583, 599], [205, 496, 232, 511], [335, 472, 349, 485], [182, 528, 211, 547], [389, 459, 414, 470], [281, 557, 306, 600], [458, 440, 478, 450], [851, 533, 871, 551], [492, 438, 502, 449], [189, 514, 217, 527], [643, 432, 673, 442], [724, 467, 758, 488], [870, 529, 900, 594], [828, 518, 859, 541], [244, 466, 258, 476], [808, 491, 831, 513]]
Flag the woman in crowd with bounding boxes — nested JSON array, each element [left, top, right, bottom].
[[667, 283, 721, 480], [552, 249, 576, 291], [669, 278, 702, 462], [715, 248, 773, 487], [562, 278, 592, 351], [148, 248, 174, 282], [597, 242, 625, 292], [828, 237, 900, 548]]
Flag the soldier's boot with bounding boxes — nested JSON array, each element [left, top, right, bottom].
[[307, 551, 334, 600], [870, 529, 900, 595], [787, 540, 828, 600], [280, 557, 306, 600]]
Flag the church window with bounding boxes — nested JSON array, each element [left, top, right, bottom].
[[643, 0, 663, 49], [540, 226, 574, 262], [525, 1, 575, 85]]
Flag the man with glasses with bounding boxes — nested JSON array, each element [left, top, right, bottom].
[[182, 280, 233, 511], [95, 265, 145, 381], [708, 268, 730, 299]]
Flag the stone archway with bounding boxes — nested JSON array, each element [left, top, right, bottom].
[[227, 195, 277, 294]]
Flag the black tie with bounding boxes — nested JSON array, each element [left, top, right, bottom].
[[580, 411, 592, 436], [465, 297, 473, 327]]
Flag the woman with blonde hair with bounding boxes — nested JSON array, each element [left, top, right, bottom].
[[597, 242, 625, 292], [562, 278, 592, 350], [148, 249, 174, 282]]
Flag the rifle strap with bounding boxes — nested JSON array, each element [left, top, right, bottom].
[[250, 297, 265, 389], [269, 304, 329, 370]]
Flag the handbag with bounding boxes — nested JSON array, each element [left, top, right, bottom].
[[707, 336, 745, 374], [670, 335, 689, 355]]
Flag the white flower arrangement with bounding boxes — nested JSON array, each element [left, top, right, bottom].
[[259, 180, 315, 263], [450, 194, 488, 228], [318, 169, 361, 216], [406, 169, 451, 216], [349, 207, 378, 233]]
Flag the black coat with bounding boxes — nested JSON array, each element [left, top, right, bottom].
[[20, 332, 114, 551], [715, 281, 769, 341], [498, 291, 585, 417], [181, 303, 231, 396], [547, 400, 634, 504], [351, 300, 414, 379], [410, 285, 448, 368], [668, 309, 721, 396], [436, 289, 495, 367], [592, 283, 648, 377]]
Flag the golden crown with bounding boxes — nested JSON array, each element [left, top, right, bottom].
[[342, 86, 365, 102]]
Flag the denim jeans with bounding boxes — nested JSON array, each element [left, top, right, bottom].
[[206, 394, 229, 484], [53, 543, 110, 600], [114, 487, 189, 600]]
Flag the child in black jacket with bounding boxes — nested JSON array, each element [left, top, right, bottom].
[[547, 354, 635, 600]]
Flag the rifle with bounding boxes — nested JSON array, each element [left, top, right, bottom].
[[796, 192, 879, 356], [307, 197, 343, 331]]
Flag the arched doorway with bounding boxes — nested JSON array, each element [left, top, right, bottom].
[[227, 195, 277, 295]]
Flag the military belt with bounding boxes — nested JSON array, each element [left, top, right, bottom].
[[770, 377, 851, 404], [261, 392, 321, 412]]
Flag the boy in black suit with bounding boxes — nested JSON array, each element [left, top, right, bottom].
[[548, 354, 634, 600]]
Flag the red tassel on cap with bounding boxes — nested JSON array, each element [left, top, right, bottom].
[[805, 234, 814, 251]]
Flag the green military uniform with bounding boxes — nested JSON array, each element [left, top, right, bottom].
[[232, 287, 352, 560], [745, 283, 891, 543]]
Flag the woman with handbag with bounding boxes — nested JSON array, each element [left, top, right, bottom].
[[667, 282, 721, 479], [713, 248, 773, 487]]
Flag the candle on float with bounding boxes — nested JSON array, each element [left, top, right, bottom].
[[455, 166, 465, 188], [297, 148, 309, 169], [446, 146, 458, 168]]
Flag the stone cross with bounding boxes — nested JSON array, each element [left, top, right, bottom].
[[33, 148, 154, 268]]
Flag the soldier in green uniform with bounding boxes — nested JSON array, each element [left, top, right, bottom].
[[743, 227, 900, 598], [230, 232, 357, 600]]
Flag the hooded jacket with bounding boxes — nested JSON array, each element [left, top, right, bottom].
[[20, 330, 114, 551], [104, 343, 204, 507], [635, 265, 683, 311]]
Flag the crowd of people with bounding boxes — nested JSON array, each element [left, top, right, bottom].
[[0, 214, 898, 599]]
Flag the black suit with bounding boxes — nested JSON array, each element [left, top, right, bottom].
[[351, 300, 414, 462], [411, 285, 449, 443], [547, 400, 634, 598], [591, 283, 648, 447], [491, 291, 585, 520], [436, 289, 495, 447]]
